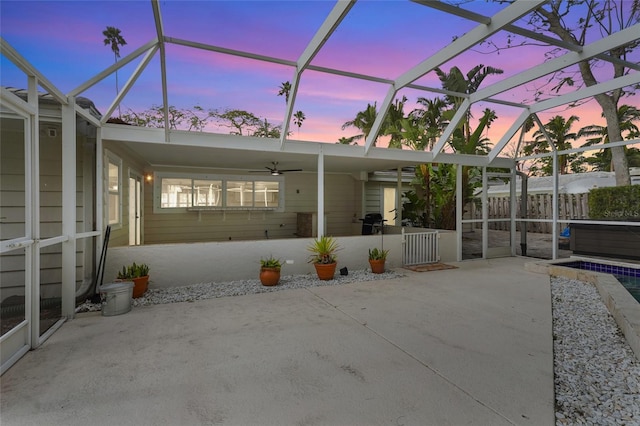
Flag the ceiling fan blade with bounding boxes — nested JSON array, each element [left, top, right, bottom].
[[248, 163, 302, 175]]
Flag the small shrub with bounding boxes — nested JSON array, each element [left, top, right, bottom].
[[368, 248, 389, 260], [117, 262, 150, 279], [260, 256, 282, 269]]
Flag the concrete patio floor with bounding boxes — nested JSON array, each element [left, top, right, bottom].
[[1, 257, 554, 425]]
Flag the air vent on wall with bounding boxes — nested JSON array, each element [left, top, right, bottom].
[[48, 128, 57, 138]]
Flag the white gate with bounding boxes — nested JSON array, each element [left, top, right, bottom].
[[402, 229, 439, 265]]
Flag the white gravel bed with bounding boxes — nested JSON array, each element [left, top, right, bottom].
[[76, 269, 403, 313], [552, 276, 640, 425]]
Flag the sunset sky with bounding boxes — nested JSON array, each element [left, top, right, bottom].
[[1, 0, 638, 150]]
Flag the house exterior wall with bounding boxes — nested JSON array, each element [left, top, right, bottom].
[[364, 181, 408, 213], [101, 142, 147, 247], [102, 142, 365, 246], [142, 172, 361, 244], [1, 118, 27, 306], [1, 118, 97, 303]]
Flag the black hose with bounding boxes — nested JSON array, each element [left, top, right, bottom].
[[75, 226, 111, 304]]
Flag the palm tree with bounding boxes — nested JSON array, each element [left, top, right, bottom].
[[385, 96, 408, 149], [341, 102, 379, 145], [579, 105, 640, 172], [410, 97, 448, 150], [526, 115, 581, 175], [434, 65, 503, 151], [336, 136, 358, 145], [277, 81, 291, 103], [103, 26, 127, 116], [343, 97, 408, 148], [580, 105, 640, 144], [293, 110, 305, 134]]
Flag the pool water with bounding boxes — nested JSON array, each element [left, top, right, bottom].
[[561, 260, 640, 303]]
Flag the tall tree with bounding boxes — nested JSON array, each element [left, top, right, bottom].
[[293, 110, 305, 134], [580, 105, 640, 144], [341, 103, 379, 144], [525, 115, 583, 175], [102, 26, 127, 116], [384, 96, 408, 149], [276, 81, 306, 135], [579, 104, 640, 171], [120, 105, 208, 130], [405, 65, 502, 229], [410, 97, 448, 150], [211, 109, 262, 135], [343, 98, 408, 148], [490, 0, 640, 185], [253, 118, 281, 138], [277, 81, 291, 103], [336, 136, 358, 145], [434, 64, 503, 153]]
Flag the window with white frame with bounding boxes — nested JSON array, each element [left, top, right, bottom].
[[106, 152, 122, 225], [155, 172, 283, 212]]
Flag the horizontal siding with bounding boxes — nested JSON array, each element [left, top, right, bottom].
[[0, 192, 26, 205], [0, 174, 25, 190], [1, 121, 97, 303], [365, 183, 382, 214]]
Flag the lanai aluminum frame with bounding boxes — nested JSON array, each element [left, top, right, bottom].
[[1, 0, 639, 374]]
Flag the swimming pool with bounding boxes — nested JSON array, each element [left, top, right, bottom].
[[560, 260, 640, 302]]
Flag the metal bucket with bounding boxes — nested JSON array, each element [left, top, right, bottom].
[[100, 282, 134, 316]]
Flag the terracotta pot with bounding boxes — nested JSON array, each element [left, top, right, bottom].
[[314, 263, 337, 280], [260, 267, 280, 286], [369, 259, 385, 274], [131, 276, 149, 298]]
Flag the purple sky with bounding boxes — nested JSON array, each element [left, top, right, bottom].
[[1, 1, 637, 147]]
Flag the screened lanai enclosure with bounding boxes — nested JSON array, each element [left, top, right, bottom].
[[1, 0, 639, 373]]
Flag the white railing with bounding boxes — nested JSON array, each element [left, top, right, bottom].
[[402, 229, 439, 265]]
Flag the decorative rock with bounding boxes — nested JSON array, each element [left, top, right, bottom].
[[551, 277, 640, 426], [77, 269, 403, 311]]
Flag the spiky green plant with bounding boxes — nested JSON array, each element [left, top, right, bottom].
[[307, 235, 340, 264]]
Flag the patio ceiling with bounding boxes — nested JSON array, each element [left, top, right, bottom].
[[1, 0, 639, 173]]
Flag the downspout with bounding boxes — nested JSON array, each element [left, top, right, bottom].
[[516, 171, 528, 256], [317, 146, 325, 237]]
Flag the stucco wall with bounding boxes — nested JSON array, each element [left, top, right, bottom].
[[104, 234, 404, 289]]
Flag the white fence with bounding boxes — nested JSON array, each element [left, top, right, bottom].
[[402, 229, 439, 265]]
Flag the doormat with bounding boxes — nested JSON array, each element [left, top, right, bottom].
[[404, 263, 457, 272]]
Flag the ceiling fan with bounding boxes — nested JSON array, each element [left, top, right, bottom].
[[250, 162, 302, 176]]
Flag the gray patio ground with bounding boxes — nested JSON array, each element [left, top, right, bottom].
[[1, 257, 554, 426]]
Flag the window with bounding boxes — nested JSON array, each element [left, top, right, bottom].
[[226, 181, 253, 207], [155, 173, 283, 212], [194, 179, 222, 207], [255, 181, 279, 208], [106, 152, 122, 225]]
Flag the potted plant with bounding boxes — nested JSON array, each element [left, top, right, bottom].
[[307, 235, 340, 280], [260, 256, 282, 286], [117, 262, 150, 298], [368, 248, 389, 274]]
